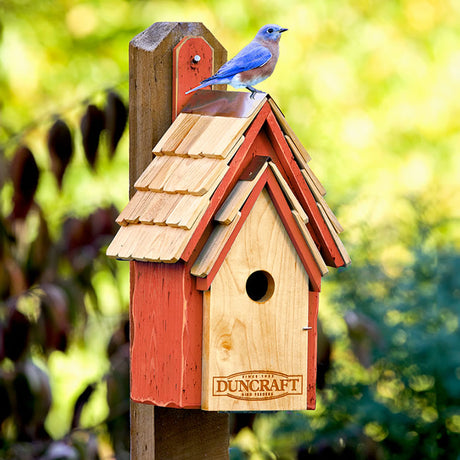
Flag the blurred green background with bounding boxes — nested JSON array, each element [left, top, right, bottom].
[[1, 0, 459, 458]]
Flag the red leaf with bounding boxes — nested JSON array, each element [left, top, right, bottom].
[[39, 284, 70, 353], [105, 91, 127, 158], [88, 206, 119, 245], [12, 360, 52, 431], [47, 118, 73, 189], [80, 104, 105, 169], [10, 146, 40, 220], [27, 208, 52, 285], [0, 373, 12, 424], [4, 306, 31, 361], [71, 383, 95, 429]]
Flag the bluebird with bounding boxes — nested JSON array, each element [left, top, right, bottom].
[[185, 24, 288, 99]]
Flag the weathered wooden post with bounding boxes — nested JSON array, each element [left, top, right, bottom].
[[127, 22, 228, 459], [108, 20, 350, 459]]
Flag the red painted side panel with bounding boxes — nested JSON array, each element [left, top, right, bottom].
[[130, 261, 203, 408], [307, 290, 319, 410]]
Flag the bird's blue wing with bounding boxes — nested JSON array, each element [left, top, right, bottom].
[[203, 43, 272, 82]]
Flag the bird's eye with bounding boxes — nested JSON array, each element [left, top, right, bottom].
[[267, 28, 274, 33]]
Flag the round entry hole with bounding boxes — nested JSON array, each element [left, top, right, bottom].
[[245, 270, 275, 302]]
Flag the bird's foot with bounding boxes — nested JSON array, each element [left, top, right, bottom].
[[246, 86, 264, 99]]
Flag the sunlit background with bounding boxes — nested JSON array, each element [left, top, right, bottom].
[[1, 0, 459, 458]]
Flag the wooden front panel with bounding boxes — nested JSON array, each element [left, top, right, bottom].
[[202, 189, 310, 411]]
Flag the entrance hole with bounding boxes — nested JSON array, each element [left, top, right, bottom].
[[245, 270, 275, 302]]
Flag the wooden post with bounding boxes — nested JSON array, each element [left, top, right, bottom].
[[128, 21, 227, 198], [128, 22, 229, 459]]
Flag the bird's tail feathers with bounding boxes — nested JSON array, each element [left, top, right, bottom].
[[185, 77, 225, 95], [185, 82, 210, 95]]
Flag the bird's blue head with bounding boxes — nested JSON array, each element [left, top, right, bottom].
[[255, 24, 288, 43]]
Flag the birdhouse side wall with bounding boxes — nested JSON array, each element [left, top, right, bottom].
[[307, 290, 319, 409], [130, 261, 203, 408]]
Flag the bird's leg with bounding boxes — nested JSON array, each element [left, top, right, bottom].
[[246, 86, 264, 99]]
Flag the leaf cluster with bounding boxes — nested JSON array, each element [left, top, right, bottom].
[[0, 91, 129, 458]]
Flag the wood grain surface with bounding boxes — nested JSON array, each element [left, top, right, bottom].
[[202, 190, 309, 411]]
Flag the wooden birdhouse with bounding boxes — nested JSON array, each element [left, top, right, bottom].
[[107, 88, 350, 412]]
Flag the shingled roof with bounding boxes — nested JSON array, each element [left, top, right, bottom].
[[106, 90, 350, 283]]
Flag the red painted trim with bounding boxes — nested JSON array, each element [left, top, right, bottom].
[[129, 261, 135, 396], [130, 261, 203, 408], [307, 291, 319, 410], [183, 105, 344, 269], [195, 167, 322, 292], [182, 102, 272, 262], [173, 37, 214, 121], [265, 112, 345, 268], [265, 171, 322, 292], [195, 276, 209, 291], [196, 168, 270, 291]]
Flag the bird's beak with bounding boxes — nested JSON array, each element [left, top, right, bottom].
[[279, 28, 288, 33]]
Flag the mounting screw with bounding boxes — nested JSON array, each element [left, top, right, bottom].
[[192, 55, 201, 64], [302, 326, 312, 331]]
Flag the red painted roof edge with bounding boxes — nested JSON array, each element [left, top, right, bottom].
[[264, 112, 345, 268], [195, 166, 323, 292], [181, 101, 272, 261], [181, 101, 346, 269]]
